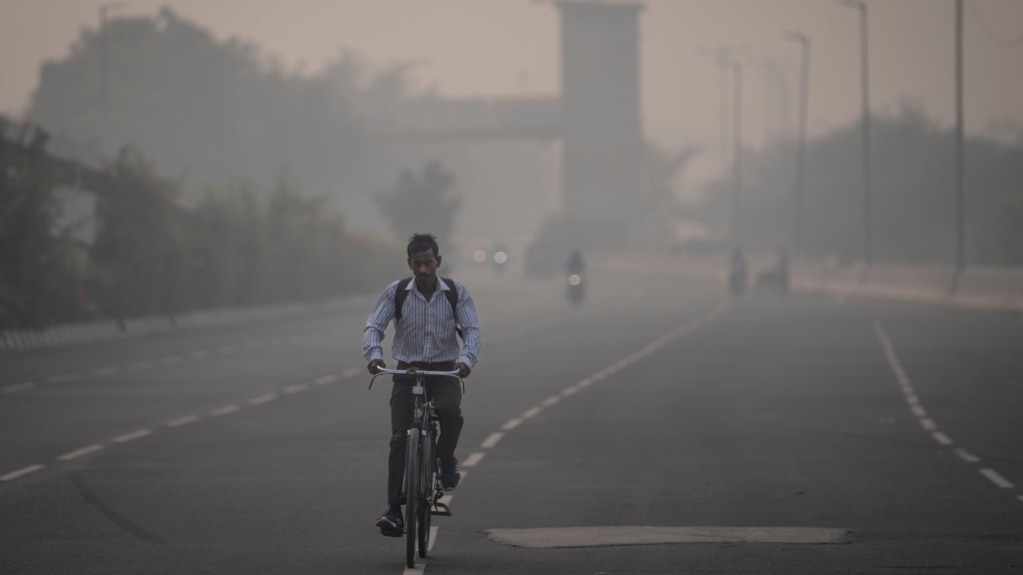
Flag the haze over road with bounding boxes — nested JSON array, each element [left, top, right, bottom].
[[2, 266, 1022, 574]]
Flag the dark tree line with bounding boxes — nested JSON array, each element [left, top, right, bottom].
[[692, 106, 1023, 266], [0, 120, 401, 329]]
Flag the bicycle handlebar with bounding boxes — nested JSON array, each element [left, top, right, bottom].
[[368, 367, 464, 391]]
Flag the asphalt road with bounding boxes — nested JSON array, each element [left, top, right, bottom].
[[1, 266, 1021, 574]]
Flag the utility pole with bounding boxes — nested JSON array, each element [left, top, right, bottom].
[[954, 0, 965, 280], [785, 31, 810, 260], [839, 0, 873, 266]]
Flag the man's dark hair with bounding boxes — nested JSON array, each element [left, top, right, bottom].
[[407, 233, 440, 258]]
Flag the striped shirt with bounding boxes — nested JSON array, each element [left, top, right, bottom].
[[363, 277, 481, 367]]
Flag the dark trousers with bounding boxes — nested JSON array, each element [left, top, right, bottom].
[[387, 364, 463, 507]]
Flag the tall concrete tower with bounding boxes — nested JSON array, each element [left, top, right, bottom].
[[558, 1, 644, 227]]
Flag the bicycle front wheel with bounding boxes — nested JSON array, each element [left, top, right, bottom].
[[404, 430, 420, 569], [418, 429, 436, 558]]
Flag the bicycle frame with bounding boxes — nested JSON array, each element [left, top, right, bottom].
[[370, 366, 462, 568]]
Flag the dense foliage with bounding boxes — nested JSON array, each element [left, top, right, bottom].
[[693, 107, 1023, 265], [0, 120, 401, 329]]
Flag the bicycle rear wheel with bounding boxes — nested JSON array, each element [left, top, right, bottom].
[[404, 430, 420, 568], [417, 428, 437, 558]]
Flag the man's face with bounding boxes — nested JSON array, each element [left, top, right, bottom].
[[408, 250, 441, 283]]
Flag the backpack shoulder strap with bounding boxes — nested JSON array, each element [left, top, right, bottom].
[[441, 277, 459, 318], [393, 277, 414, 322], [441, 277, 464, 340]]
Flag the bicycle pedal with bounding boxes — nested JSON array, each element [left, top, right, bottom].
[[430, 502, 452, 517]]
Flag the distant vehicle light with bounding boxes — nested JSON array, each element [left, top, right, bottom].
[[493, 251, 508, 265], [473, 249, 487, 264], [568, 273, 582, 286]]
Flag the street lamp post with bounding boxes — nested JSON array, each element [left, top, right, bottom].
[[839, 0, 873, 267], [954, 0, 965, 281], [730, 59, 743, 249], [99, 2, 125, 151], [784, 30, 810, 260]]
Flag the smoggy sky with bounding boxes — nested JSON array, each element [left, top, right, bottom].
[[2, 0, 1021, 159]]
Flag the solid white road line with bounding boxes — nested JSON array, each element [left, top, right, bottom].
[[167, 415, 199, 428], [210, 404, 240, 416], [481, 432, 504, 449], [1, 464, 45, 481], [462, 452, 485, 468], [57, 444, 104, 461], [113, 429, 153, 443], [979, 468, 1015, 489]]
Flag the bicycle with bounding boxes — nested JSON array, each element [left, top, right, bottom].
[[370, 366, 463, 568]]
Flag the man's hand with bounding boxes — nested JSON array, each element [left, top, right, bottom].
[[455, 362, 471, 379], [368, 359, 386, 375]]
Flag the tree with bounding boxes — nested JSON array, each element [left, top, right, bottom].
[[0, 118, 82, 327], [374, 160, 461, 250], [88, 146, 184, 320]]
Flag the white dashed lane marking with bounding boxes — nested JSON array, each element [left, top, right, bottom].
[[283, 383, 309, 394], [500, 417, 523, 431], [210, 404, 239, 417], [2, 382, 36, 394], [248, 393, 277, 406], [480, 432, 503, 449], [47, 374, 79, 384], [113, 429, 153, 443], [875, 321, 1020, 502], [167, 415, 199, 428], [0, 464, 46, 481], [462, 452, 485, 468], [92, 366, 120, 377], [954, 448, 981, 463], [980, 468, 1015, 489], [57, 444, 104, 461], [521, 406, 543, 419]]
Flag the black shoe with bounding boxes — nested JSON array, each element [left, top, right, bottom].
[[439, 458, 460, 491], [376, 507, 404, 537]]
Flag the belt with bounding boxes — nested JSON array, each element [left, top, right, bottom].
[[397, 360, 456, 370]]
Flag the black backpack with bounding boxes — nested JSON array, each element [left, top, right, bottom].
[[394, 277, 463, 340]]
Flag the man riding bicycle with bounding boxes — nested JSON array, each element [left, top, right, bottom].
[[363, 233, 482, 537]]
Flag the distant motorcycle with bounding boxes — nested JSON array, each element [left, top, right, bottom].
[[729, 268, 746, 297], [566, 273, 585, 305]]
